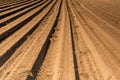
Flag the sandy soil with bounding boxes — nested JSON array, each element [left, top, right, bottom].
[[0, 0, 120, 80]]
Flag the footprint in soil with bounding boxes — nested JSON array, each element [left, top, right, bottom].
[[115, 20, 120, 25], [80, 73, 89, 79]]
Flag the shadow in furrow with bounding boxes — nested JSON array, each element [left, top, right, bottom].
[[0, 0, 33, 9], [0, 20, 40, 66], [0, 0, 44, 19], [0, 0, 53, 66], [26, 0, 62, 80], [0, 0, 42, 12], [0, 0, 47, 28], [69, 15, 80, 80], [0, 0, 52, 42], [67, 0, 80, 80]]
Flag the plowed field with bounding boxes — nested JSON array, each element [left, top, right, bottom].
[[0, 0, 120, 80]]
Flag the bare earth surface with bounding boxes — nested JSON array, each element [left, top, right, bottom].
[[0, 0, 120, 80]]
